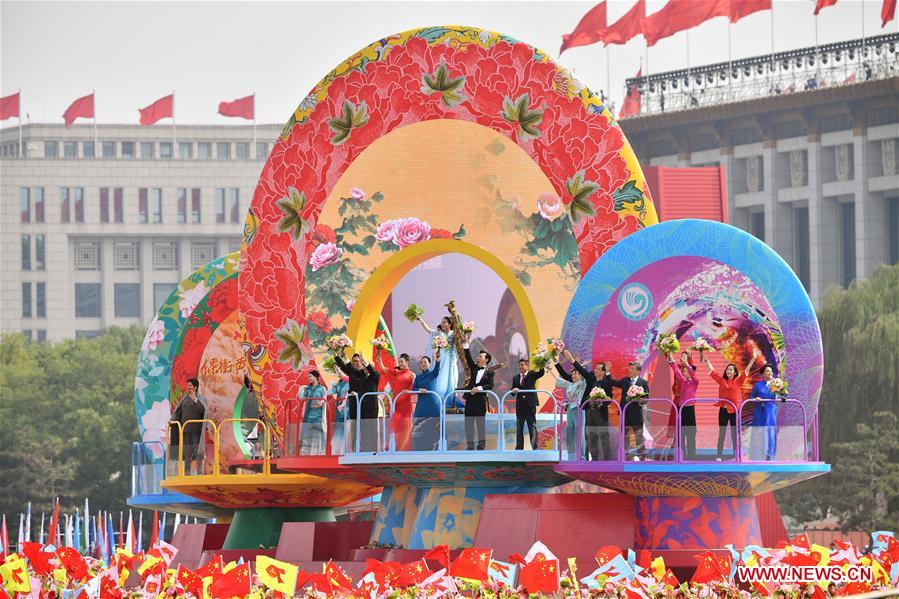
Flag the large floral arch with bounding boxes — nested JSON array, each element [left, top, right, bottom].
[[239, 25, 658, 408]]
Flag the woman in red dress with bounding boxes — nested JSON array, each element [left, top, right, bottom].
[[376, 351, 415, 451], [703, 350, 757, 460]]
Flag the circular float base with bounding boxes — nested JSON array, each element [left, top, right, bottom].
[[222, 507, 335, 549]]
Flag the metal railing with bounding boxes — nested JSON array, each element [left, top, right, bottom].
[[165, 418, 272, 476], [623, 33, 898, 117], [283, 396, 348, 457], [131, 441, 167, 496], [679, 398, 740, 462]]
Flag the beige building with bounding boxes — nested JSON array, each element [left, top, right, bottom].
[[1, 122, 281, 341]]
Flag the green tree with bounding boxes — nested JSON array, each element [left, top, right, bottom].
[[0, 327, 142, 526]]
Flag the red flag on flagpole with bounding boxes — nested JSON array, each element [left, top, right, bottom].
[[619, 69, 643, 119], [560, 1, 607, 54], [0, 92, 20, 120], [728, 0, 772, 23], [642, 0, 727, 46], [814, 0, 838, 15], [138, 94, 174, 126], [218, 94, 254, 120], [883, 0, 897, 26], [604, 0, 646, 46], [47, 499, 60, 546], [149, 511, 159, 548], [63, 93, 94, 127]]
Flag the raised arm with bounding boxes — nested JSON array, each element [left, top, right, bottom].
[[555, 362, 572, 383], [333, 354, 353, 377], [668, 358, 685, 384], [417, 316, 436, 335], [462, 342, 477, 372], [744, 352, 758, 377]]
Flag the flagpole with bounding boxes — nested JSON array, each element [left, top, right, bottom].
[[18, 89, 23, 159], [93, 89, 98, 157], [172, 90, 176, 148]]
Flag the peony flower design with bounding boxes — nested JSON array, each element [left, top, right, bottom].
[[309, 242, 342, 271], [178, 281, 207, 319], [141, 399, 172, 458], [393, 217, 431, 248], [349, 187, 366, 201], [536, 192, 564, 221], [375, 219, 400, 243], [141, 317, 166, 352]]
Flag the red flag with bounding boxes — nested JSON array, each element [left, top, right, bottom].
[[814, 0, 838, 15], [595, 545, 623, 566], [196, 555, 225, 579], [642, 0, 727, 46], [0, 92, 19, 120], [450, 548, 492, 582], [691, 552, 728, 585], [218, 94, 254, 120], [790, 533, 811, 550], [728, 0, 771, 22], [519, 558, 560, 594], [149, 511, 158, 548], [210, 562, 251, 599], [0, 514, 7, 558], [19, 542, 55, 576], [394, 559, 432, 587], [883, 0, 897, 26], [176, 565, 204, 598], [47, 499, 60, 546], [560, 2, 607, 54], [424, 544, 451, 570], [619, 69, 642, 119], [604, 0, 646, 45], [323, 560, 352, 591], [138, 94, 173, 126], [63, 93, 94, 127], [56, 546, 89, 582]]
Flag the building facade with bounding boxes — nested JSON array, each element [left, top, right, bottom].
[[1, 122, 282, 341], [620, 35, 899, 308]]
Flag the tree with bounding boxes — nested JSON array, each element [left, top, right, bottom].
[[0, 327, 142, 526]]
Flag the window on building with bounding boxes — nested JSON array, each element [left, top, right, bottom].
[[840, 202, 856, 288], [235, 142, 249, 160], [20, 187, 30, 222], [888, 197, 899, 265], [45, 141, 58, 158], [179, 142, 192, 159], [198, 142, 211, 160], [100, 188, 110, 223], [35, 282, 46, 318], [74, 187, 85, 223], [750, 210, 765, 242], [76, 330, 100, 339], [21, 235, 31, 270], [121, 142, 134, 159], [37, 330, 46, 343], [215, 188, 226, 223], [153, 282, 177, 311], [83, 141, 95, 159], [75, 283, 101, 317], [140, 142, 154, 159], [102, 141, 116, 158], [114, 188, 124, 223], [191, 241, 217, 269], [153, 241, 179, 270], [138, 188, 148, 223], [114, 241, 140, 270], [229, 188, 240, 223], [794, 206, 810, 292], [177, 188, 187, 223], [150, 188, 162, 223], [191, 188, 201, 223], [34, 187, 44, 223], [64, 141, 77, 158], [216, 142, 230, 160], [256, 142, 268, 160], [35, 235, 45, 270], [60, 187, 71, 223], [114, 283, 141, 318], [159, 142, 173, 159], [22, 330, 32, 341], [74, 241, 101, 270], [22, 283, 32, 317], [228, 240, 242, 254]]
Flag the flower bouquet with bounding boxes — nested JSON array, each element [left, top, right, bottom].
[[326, 333, 352, 355], [432, 334, 449, 350], [690, 337, 714, 353], [626, 384, 648, 405], [370, 335, 390, 351], [403, 303, 423, 322], [321, 355, 340, 374], [461, 320, 476, 334], [531, 342, 550, 369], [656, 334, 680, 355], [769, 377, 789, 397], [587, 386, 609, 408]]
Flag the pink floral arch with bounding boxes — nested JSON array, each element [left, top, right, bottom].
[[239, 25, 658, 407]]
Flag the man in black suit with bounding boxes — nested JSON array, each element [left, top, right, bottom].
[[334, 353, 381, 452], [560, 350, 613, 461], [460, 340, 494, 450], [512, 359, 545, 450], [611, 361, 649, 460]]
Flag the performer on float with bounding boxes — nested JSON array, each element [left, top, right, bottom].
[[460, 334, 494, 450], [417, 314, 460, 410], [667, 351, 698, 460], [612, 362, 650, 460], [328, 374, 350, 454], [334, 353, 380, 452], [550, 358, 586, 459], [703, 350, 757, 461], [299, 370, 328, 455], [511, 359, 545, 450], [375, 351, 415, 451], [410, 351, 442, 451], [170, 378, 207, 475], [749, 364, 781, 461], [242, 374, 262, 458], [561, 349, 614, 461]]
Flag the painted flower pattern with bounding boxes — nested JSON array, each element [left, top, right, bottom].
[[140, 400, 172, 459], [536, 193, 564, 221], [310, 242, 342, 271], [178, 281, 207, 318], [141, 317, 166, 352], [393, 217, 431, 248]]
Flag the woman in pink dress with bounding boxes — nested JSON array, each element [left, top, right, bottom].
[[668, 351, 699, 460]]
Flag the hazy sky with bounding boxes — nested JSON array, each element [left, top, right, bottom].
[[1, 1, 894, 127]]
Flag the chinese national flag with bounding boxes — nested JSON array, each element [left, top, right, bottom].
[[210, 562, 250, 599], [394, 559, 432, 587], [19, 542, 55, 576], [63, 93, 94, 127], [0, 92, 20, 120], [728, 0, 771, 23], [691, 552, 727, 585], [595, 545, 623, 566], [814, 0, 838, 15], [323, 560, 352, 591], [196, 555, 224, 580], [642, 0, 727, 46], [619, 69, 642, 119], [604, 0, 645, 46], [424, 544, 451, 570], [884, 0, 897, 27], [176, 565, 204, 598], [218, 94, 254, 120], [56, 546, 89, 581], [519, 558, 560, 594], [256, 555, 298, 594], [790, 533, 811, 550], [138, 94, 173, 126], [450, 548, 493, 582], [560, 1, 607, 54]]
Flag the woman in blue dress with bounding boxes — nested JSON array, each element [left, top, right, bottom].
[[299, 370, 328, 455], [417, 315, 461, 410], [749, 364, 781, 460], [328, 374, 350, 454]]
